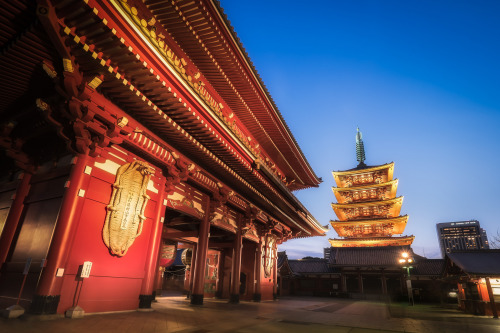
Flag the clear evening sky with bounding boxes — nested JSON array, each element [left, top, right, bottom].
[[220, 0, 500, 259]]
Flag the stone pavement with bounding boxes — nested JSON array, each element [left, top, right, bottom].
[[1, 294, 499, 333]]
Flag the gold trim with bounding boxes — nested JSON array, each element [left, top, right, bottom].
[[331, 196, 403, 209], [328, 235, 415, 247], [332, 179, 398, 192], [330, 215, 409, 227], [332, 162, 394, 176]]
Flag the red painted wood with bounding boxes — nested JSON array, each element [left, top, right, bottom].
[[0, 172, 31, 268], [140, 175, 166, 296], [35, 154, 93, 297], [191, 197, 210, 300], [54, 147, 164, 313], [230, 227, 243, 297]]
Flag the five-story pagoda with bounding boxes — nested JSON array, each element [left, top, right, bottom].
[[329, 129, 414, 247]]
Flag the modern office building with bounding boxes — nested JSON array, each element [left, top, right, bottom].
[[436, 220, 489, 257]]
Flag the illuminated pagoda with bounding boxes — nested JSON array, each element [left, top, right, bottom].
[[329, 129, 414, 247]]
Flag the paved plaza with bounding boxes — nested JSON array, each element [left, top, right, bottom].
[[1, 294, 499, 333]]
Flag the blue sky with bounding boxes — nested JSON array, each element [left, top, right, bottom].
[[219, 0, 500, 259]]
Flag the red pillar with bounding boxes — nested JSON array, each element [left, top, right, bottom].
[[190, 196, 211, 305], [273, 247, 278, 300], [230, 219, 243, 304], [138, 175, 166, 309], [253, 238, 262, 302], [31, 154, 92, 314], [0, 172, 32, 268]]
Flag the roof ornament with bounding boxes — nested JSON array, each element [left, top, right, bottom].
[[356, 127, 366, 168]]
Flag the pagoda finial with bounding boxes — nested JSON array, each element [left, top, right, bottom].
[[356, 127, 366, 168]]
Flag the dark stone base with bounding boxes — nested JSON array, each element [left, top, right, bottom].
[[185, 291, 191, 300], [138, 294, 155, 308], [214, 291, 223, 299], [190, 294, 204, 305], [29, 295, 60, 315], [253, 293, 261, 302], [229, 294, 239, 304]]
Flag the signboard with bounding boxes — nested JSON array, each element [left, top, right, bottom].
[[80, 261, 93, 278]]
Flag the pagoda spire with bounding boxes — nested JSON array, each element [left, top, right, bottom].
[[356, 127, 366, 168]]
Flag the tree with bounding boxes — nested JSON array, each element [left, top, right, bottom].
[[490, 230, 500, 249]]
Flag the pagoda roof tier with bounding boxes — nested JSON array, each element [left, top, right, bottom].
[[328, 235, 415, 247], [330, 215, 409, 237], [331, 197, 403, 221], [332, 180, 398, 203], [332, 162, 394, 188]]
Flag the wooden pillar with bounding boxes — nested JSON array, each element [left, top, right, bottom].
[[381, 269, 388, 295], [0, 172, 32, 268], [31, 154, 92, 314], [253, 237, 263, 302], [190, 196, 211, 305], [229, 220, 243, 304], [358, 271, 364, 295], [138, 176, 167, 309], [341, 273, 347, 292], [215, 249, 225, 298], [485, 277, 499, 318]]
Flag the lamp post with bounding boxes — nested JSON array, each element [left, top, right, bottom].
[[398, 252, 414, 306]]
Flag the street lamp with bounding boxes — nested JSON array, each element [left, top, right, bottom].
[[399, 251, 414, 306]]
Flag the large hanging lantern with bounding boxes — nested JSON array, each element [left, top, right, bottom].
[[159, 241, 177, 267], [181, 248, 193, 266]]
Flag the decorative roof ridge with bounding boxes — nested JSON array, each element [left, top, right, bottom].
[[332, 162, 394, 175], [329, 235, 415, 241], [331, 196, 403, 208], [330, 215, 409, 223], [210, 0, 321, 186], [332, 179, 398, 191]]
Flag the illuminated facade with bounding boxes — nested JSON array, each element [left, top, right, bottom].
[[437, 220, 489, 257], [329, 129, 414, 247], [0, 0, 325, 316]]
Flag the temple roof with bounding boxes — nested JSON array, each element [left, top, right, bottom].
[[413, 259, 445, 276], [332, 196, 403, 209], [329, 235, 415, 247], [277, 252, 337, 276], [330, 215, 409, 227], [332, 197, 404, 221], [146, 0, 322, 190], [333, 162, 394, 176], [328, 246, 421, 266], [331, 215, 409, 236], [332, 179, 398, 203], [445, 250, 500, 276], [332, 179, 398, 193], [288, 259, 337, 274]]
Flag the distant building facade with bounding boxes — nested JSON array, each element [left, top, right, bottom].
[[437, 220, 489, 257]]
